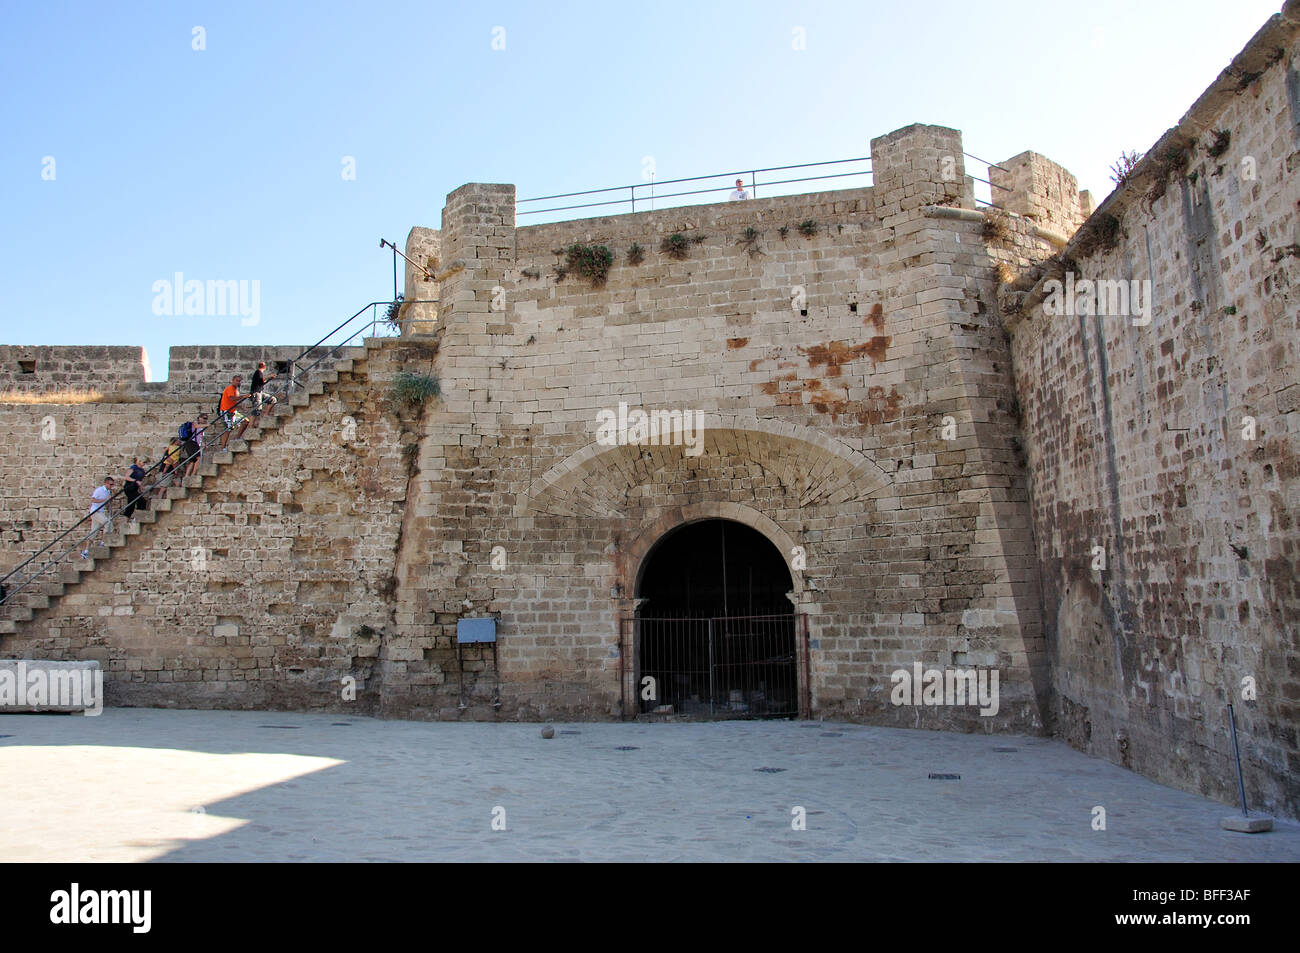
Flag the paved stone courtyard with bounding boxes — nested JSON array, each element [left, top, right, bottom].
[[1, 708, 1295, 862]]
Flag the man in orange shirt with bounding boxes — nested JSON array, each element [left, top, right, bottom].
[[219, 374, 250, 449]]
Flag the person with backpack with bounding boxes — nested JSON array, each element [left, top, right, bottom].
[[178, 417, 202, 480]]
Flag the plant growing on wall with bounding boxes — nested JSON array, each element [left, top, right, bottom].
[[736, 226, 763, 258], [384, 295, 404, 333], [388, 371, 440, 413], [778, 225, 789, 239], [661, 233, 690, 260], [797, 220, 818, 237], [563, 243, 615, 286], [1109, 150, 1143, 186], [981, 211, 1011, 244], [627, 242, 645, 265], [1144, 141, 1193, 209], [1206, 129, 1231, 158]]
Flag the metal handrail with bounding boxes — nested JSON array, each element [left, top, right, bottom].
[[0, 298, 437, 612], [517, 149, 1013, 219], [518, 157, 872, 217]]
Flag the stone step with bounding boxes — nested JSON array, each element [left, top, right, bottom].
[[228, 439, 249, 453], [211, 451, 233, 466], [307, 381, 324, 396], [317, 370, 339, 384], [8, 606, 33, 622], [0, 619, 15, 634], [343, 346, 367, 360], [153, 497, 173, 512], [167, 487, 188, 500], [38, 581, 65, 597], [136, 510, 159, 524], [182, 475, 203, 489], [24, 593, 49, 610], [199, 464, 219, 477], [333, 360, 354, 373], [290, 393, 310, 407]]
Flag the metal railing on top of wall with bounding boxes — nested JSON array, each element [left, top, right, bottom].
[[517, 157, 872, 219], [517, 152, 1012, 220]]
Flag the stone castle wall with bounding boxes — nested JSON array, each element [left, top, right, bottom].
[[4, 1, 1298, 820], [377, 123, 1057, 725], [1000, 5, 1300, 817], [0, 345, 313, 395], [2, 342, 414, 712], [0, 346, 313, 575]]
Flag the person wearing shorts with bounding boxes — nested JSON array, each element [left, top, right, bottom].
[[219, 375, 249, 448], [82, 476, 116, 558], [196, 413, 215, 463], [179, 418, 202, 479], [157, 438, 182, 500], [250, 361, 277, 417]]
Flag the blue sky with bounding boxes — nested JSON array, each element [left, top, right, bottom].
[[1, 0, 1283, 379]]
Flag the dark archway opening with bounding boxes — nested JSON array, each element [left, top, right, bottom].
[[634, 520, 798, 718]]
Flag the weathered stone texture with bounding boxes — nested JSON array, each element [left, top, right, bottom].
[[3, 345, 411, 713], [1002, 13, 1300, 817]]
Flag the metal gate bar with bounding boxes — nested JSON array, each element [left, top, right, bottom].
[[620, 613, 805, 720]]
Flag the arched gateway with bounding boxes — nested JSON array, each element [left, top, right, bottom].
[[627, 519, 805, 719]]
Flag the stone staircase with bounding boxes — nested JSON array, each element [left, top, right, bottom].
[[0, 344, 378, 637]]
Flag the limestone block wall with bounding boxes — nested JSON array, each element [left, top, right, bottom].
[[990, 152, 1087, 237], [0, 398, 222, 576], [403, 226, 441, 333], [2, 342, 414, 713], [386, 124, 1057, 726], [1003, 5, 1300, 817], [0, 346, 313, 575], [0, 346, 149, 393], [163, 346, 315, 395]]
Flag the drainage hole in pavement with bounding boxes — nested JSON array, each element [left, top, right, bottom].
[[615, 746, 639, 751], [928, 773, 961, 780], [259, 725, 302, 730], [754, 767, 787, 773]]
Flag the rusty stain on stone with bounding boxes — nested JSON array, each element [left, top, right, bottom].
[[799, 338, 891, 376]]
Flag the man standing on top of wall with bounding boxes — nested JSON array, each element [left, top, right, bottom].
[[729, 178, 750, 200]]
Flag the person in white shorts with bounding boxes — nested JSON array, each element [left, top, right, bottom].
[[82, 476, 116, 558]]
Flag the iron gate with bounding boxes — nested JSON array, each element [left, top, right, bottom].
[[620, 614, 808, 720]]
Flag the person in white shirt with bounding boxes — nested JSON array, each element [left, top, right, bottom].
[[82, 476, 116, 558], [729, 178, 750, 201]]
